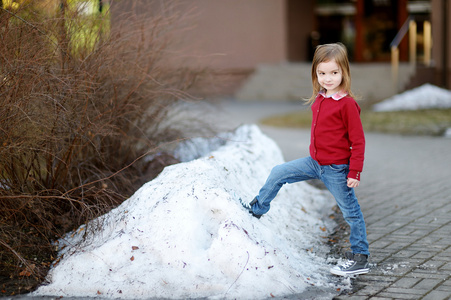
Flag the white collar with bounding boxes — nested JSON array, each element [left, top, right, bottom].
[[319, 90, 348, 101]]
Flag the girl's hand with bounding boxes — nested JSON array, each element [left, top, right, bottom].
[[347, 178, 360, 188]]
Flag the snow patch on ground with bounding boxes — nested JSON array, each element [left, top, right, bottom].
[[373, 83, 451, 112], [444, 128, 451, 138], [32, 125, 347, 299]]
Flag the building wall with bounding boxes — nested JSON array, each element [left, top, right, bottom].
[[447, 0, 451, 88], [286, 0, 315, 62], [110, 0, 287, 70], [181, 0, 287, 70], [431, 0, 451, 88]]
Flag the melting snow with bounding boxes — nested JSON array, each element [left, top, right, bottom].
[[373, 83, 451, 112]]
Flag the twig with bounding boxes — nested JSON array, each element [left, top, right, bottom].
[[0, 239, 32, 270], [0, 6, 61, 51], [224, 251, 250, 297]]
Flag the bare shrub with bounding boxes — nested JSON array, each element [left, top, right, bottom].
[[0, 0, 211, 293]]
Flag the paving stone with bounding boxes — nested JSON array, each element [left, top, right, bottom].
[[368, 227, 394, 235], [334, 296, 370, 300], [414, 278, 444, 289], [392, 277, 422, 288], [381, 256, 420, 264], [437, 223, 451, 231], [406, 271, 450, 279], [439, 262, 451, 270], [436, 282, 451, 292], [410, 242, 447, 251], [384, 232, 416, 239], [370, 240, 393, 249], [416, 216, 448, 225], [392, 250, 420, 258], [411, 251, 440, 260], [422, 260, 448, 270], [409, 229, 437, 237], [387, 221, 413, 228], [367, 233, 386, 241], [377, 291, 424, 299], [353, 285, 386, 296], [358, 275, 398, 284], [421, 290, 451, 300], [369, 248, 393, 255], [440, 279, 451, 286], [385, 287, 429, 295], [370, 220, 399, 228], [384, 242, 411, 251], [442, 235, 451, 246], [372, 267, 412, 277]]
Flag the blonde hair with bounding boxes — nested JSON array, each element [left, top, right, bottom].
[[306, 43, 354, 104]]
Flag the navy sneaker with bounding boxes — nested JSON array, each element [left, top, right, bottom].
[[240, 197, 262, 219], [330, 252, 369, 276]]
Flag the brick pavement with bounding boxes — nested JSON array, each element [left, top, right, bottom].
[[333, 133, 451, 300]]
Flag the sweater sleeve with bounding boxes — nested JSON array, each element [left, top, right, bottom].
[[342, 99, 365, 180]]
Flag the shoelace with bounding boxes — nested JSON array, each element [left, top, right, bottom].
[[240, 199, 251, 209], [341, 260, 355, 268]]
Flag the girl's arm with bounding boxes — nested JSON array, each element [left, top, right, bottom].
[[342, 99, 365, 181]]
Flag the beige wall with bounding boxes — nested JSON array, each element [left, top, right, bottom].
[[180, 0, 287, 70], [111, 0, 287, 70]]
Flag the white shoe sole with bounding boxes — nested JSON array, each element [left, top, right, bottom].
[[330, 267, 369, 276]]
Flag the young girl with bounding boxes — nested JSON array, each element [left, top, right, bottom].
[[240, 43, 370, 276]]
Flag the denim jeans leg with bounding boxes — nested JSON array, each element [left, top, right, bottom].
[[322, 164, 370, 256], [252, 157, 320, 215]]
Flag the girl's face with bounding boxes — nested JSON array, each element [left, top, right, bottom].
[[316, 59, 343, 96]]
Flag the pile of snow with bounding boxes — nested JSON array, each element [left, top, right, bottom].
[[444, 128, 451, 138], [373, 83, 451, 112], [33, 125, 345, 299]]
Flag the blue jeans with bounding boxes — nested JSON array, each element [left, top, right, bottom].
[[252, 156, 370, 256]]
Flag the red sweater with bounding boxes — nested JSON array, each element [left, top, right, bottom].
[[309, 91, 365, 180]]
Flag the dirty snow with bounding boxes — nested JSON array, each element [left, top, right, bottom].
[[373, 83, 451, 112], [32, 125, 348, 299]]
